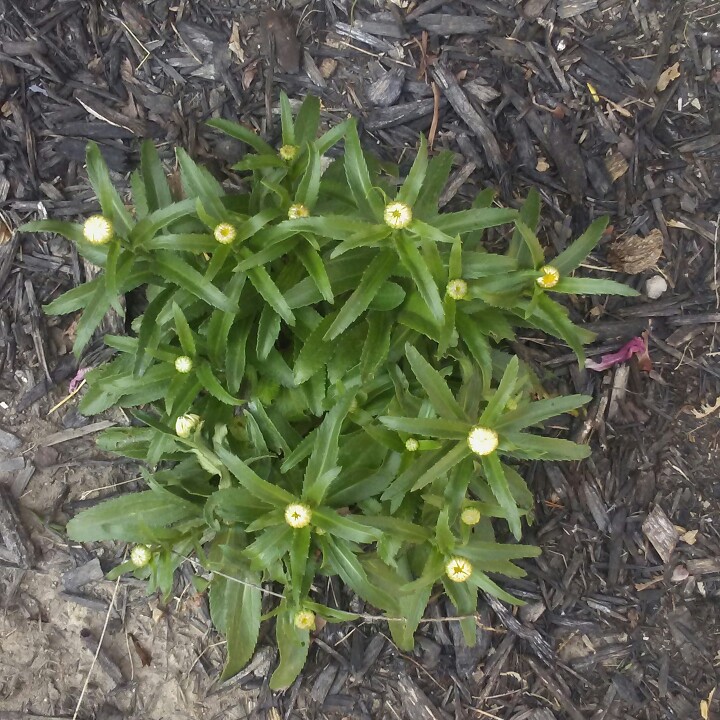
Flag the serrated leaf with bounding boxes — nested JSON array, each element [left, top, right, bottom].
[[480, 453, 521, 540], [86, 142, 133, 235], [206, 118, 275, 155], [269, 609, 310, 690], [397, 135, 428, 206], [553, 216, 609, 274], [553, 276, 638, 296], [405, 344, 465, 420]]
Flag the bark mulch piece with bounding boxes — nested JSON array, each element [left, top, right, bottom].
[[1, 0, 719, 718]]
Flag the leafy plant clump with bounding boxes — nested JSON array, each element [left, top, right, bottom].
[[21, 95, 635, 688]]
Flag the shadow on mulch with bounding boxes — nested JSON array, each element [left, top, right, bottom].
[[0, 0, 719, 718]]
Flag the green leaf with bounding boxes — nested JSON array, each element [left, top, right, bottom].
[[397, 135, 428, 206], [256, 305, 281, 361], [324, 250, 395, 341], [20, 219, 84, 244], [449, 237, 463, 280], [86, 142, 133, 235], [207, 118, 275, 155], [153, 252, 236, 313], [293, 315, 336, 384], [480, 453, 522, 539], [360, 312, 392, 381], [405, 344, 465, 420], [470, 570, 523, 605], [411, 440, 471, 492], [512, 220, 545, 269], [501, 431, 591, 461], [143, 233, 217, 253], [496, 394, 591, 432], [395, 234, 444, 325], [270, 609, 311, 690], [280, 91, 295, 145], [296, 244, 333, 303], [343, 122, 383, 221], [141, 140, 172, 211], [315, 118, 351, 155], [302, 395, 354, 504], [296, 146, 322, 208], [197, 361, 242, 405], [172, 302, 196, 357], [176, 148, 224, 217], [379, 416, 468, 439], [42, 277, 96, 316], [247, 266, 295, 326], [289, 526, 311, 604], [553, 276, 638, 296], [226, 318, 252, 393], [434, 208, 517, 236], [313, 508, 380, 544], [479, 356, 518, 425], [215, 432, 295, 506], [294, 95, 321, 145], [508, 189, 540, 267], [553, 216, 609, 274], [72, 283, 113, 356], [414, 150, 453, 218], [67, 489, 200, 542]]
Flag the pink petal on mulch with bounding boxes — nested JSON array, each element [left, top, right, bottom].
[[68, 367, 90, 392], [586, 335, 652, 372]]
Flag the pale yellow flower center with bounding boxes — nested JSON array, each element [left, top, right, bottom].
[[288, 204, 309, 220], [130, 545, 152, 568], [446, 279, 468, 300], [461, 507, 482, 526], [175, 356, 193, 373], [83, 215, 113, 245], [405, 437, 419, 452], [467, 426, 498, 456], [214, 223, 236, 244], [294, 610, 316, 630], [536, 265, 560, 289], [446, 557, 472, 583], [175, 413, 201, 438], [384, 201, 412, 229], [285, 503, 312, 528], [279, 144, 299, 162]]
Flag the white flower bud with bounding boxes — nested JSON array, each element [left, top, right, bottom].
[[83, 215, 114, 245], [285, 503, 312, 528], [445, 557, 472, 583], [384, 201, 412, 229], [130, 545, 152, 568], [461, 507, 481, 526], [405, 437, 419, 452], [214, 222, 236, 244], [175, 413, 201, 438], [174, 356, 193, 373], [288, 204, 309, 220], [446, 279, 468, 300], [279, 144, 299, 162], [467, 426, 498, 456]]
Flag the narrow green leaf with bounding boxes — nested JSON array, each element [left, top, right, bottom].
[[411, 440, 471, 491], [86, 142, 133, 235], [395, 234, 444, 325], [378, 416, 468, 439], [501, 431, 591, 461], [508, 189, 540, 266], [553, 216, 609, 274], [405, 344, 465, 420], [479, 356, 518, 425], [324, 250, 395, 341], [172, 302, 196, 357], [397, 135, 428, 206], [197, 361, 243, 405], [269, 610, 310, 690], [279, 91, 295, 145], [296, 243, 333, 303], [434, 207, 517, 236], [294, 94, 321, 145], [480, 453, 521, 539], [141, 140, 172, 211], [294, 314, 336, 385], [247, 266, 295, 326], [296, 146, 322, 208], [496, 394, 591, 432], [554, 276, 638, 296], [206, 118, 275, 155], [343, 122, 383, 221]]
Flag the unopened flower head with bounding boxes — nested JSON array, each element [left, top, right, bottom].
[[279, 144, 299, 162], [294, 609, 316, 630], [83, 215, 113, 245], [288, 203, 309, 220], [446, 557, 473, 583], [446, 279, 468, 300], [405, 437, 419, 452], [214, 222, 236, 244], [285, 503, 312, 528], [467, 426, 498, 456], [461, 507, 482, 526], [175, 413, 201, 438], [130, 545, 152, 568], [174, 355, 193, 373], [536, 265, 560, 289], [384, 201, 412, 229]]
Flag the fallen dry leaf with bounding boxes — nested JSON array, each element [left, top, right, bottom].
[[608, 228, 663, 274], [229, 21, 244, 63], [656, 62, 681, 92], [605, 150, 629, 181], [700, 686, 715, 720], [690, 396, 720, 419]]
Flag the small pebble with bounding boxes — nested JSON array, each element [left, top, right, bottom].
[[645, 275, 668, 299]]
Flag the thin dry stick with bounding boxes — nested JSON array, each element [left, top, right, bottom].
[[72, 575, 121, 720]]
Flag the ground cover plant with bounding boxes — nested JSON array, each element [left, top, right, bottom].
[[21, 95, 636, 689]]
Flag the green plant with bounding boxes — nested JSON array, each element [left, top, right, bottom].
[[21, 95, 635, 688]]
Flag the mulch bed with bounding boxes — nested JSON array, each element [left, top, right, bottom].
[[1, 0, 719, 718]]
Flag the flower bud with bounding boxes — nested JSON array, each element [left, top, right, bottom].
[[174, 356, 193, 373], [461, 507, 481, 526], [294, 609, 316, 630], [445, 557, 472, 583], [214, 222, 236, 244], [467, 426, 498, 456], [279, 144, 299, 162], [285, 503, 312, 528], [384, 201, 412, 229], [446, 279, 468, 300], [288, 203, 309, 220], [130, 545, 152, 568], [175, 413, 201, 438], [83, 215, 114, 245], [536, 265, 560, 289], [405, 437, 419, 452]]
